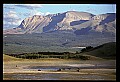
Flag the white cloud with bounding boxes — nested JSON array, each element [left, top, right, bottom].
[[4, 11, 18, 18], [24, 10, 45, 17], [3, 11, 22, 29], [14, 4, 42, 10], [45, 12, 51, 15], [32, 10, 44, 15], [29, 10, 52, 16], [3, 6, 15, 9], [71, 9, 76, 11], [23, 13, 32, 16], [35, 11, 44, 15]]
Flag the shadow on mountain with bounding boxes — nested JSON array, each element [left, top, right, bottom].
[[100, 13, 116, 25], [43, 13, 66, 32], [70, 20, 89, 26], [74, 27, 92, 35]]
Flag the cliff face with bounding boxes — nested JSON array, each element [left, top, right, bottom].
[[3, 11, 116, 35]]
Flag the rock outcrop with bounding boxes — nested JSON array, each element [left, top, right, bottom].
[[3, 11, 116, 36]]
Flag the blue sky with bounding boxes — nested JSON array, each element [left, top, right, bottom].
[[3, 4, 116, 30]]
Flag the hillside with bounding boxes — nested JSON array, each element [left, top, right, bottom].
[[3, 32, 116, 54], [3, 42, 116, 60], [81, 42, 116, 59], [3, 11, 116, 37], [3, 11, 116, 55], [3, 54, 23, 62]]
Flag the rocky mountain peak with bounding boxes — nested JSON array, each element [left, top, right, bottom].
[[3, 11, 116, 35]]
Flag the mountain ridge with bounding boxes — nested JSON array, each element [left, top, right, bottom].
[[3, 11, 116, 35]]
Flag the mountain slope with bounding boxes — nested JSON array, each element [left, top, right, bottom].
[[3, 54, 23, 62], [81, 42, 116, 59], [3, 11, 116, 36]]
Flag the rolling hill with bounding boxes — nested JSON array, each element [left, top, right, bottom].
[[3, 54, 23, 62], [3, 42, 116, 60], [81, 42, 116, 59]]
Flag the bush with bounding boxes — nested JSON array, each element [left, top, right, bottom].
[[6, 52, 90, 60], [81, 46, 93, 52], [75, 55, 90, 60]]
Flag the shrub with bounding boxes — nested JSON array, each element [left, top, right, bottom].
[[81, 46, 93, 52]]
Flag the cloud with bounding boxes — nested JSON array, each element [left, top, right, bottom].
[[23, 13, 32, 16], [86, 9, 97, 12], [14, 4, 42, 10], [45, 12, 51, 15], [16, 10, 51, 17], [4, 11, 17, 18], [3, 4, 15, 10], [28, 10, 51, 16], [32, 10, 44, 15], [22, 10, 45, 17], [3, 6, 15, 9], [3, 11, 22, 29], [15, 11, 44, 17]]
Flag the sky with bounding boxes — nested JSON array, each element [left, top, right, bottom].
[[3, 4, 116, 30]]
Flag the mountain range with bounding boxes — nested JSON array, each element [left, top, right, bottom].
[[3, 11, 116, 36]]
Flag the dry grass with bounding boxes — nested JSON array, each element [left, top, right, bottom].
[[3, 54, 23, 62], [3, 54, 116, 80]]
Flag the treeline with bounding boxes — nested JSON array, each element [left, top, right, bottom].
[[7, 52, 71, 56], [6, 51, 90, 60], [6, 46, 94, 60], [81, 46, 93, 52]]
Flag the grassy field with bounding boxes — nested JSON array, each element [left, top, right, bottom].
[[3, 54, 116, 80], [3, 32, 116, 80], [3, 33, 116, 54], [4, 42, 116, 60], [81, 42, 116, 60]]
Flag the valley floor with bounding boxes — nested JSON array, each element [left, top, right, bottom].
[[3, 58, 116, 80]]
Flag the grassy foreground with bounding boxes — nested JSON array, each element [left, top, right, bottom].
[[3, 54, 116, 80]]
